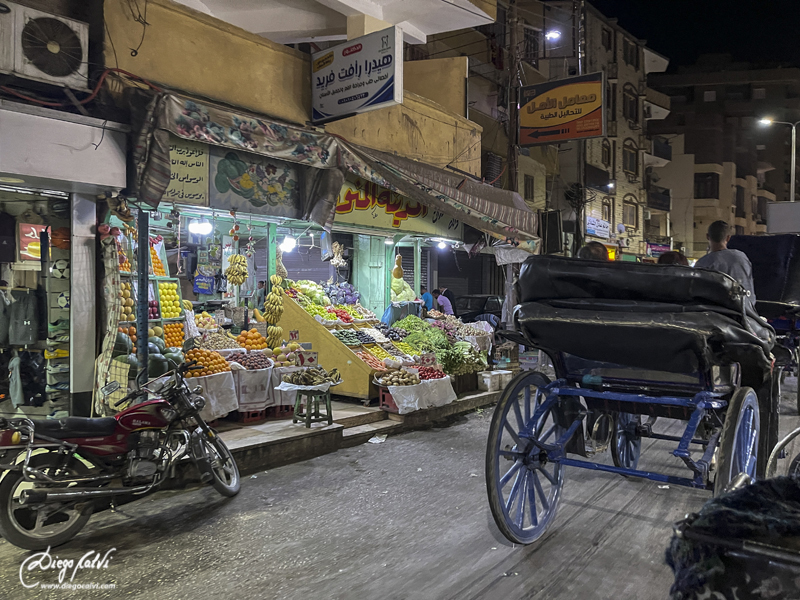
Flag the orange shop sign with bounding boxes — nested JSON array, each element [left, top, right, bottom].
[[519, 72, 604, 146], [334, 179, 463, 238]]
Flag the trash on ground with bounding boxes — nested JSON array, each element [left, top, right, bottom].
[[658, 485, 669, 489], [368, 435, 387, 444]]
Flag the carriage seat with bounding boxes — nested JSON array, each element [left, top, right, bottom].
[[516, 256, 774, 375]]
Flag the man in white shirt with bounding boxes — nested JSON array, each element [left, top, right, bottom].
[[695, 221, 756, 308]]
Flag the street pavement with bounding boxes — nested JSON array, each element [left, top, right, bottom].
[[1, 379, 799, 600]]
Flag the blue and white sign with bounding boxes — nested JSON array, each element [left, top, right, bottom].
[[586, 216, 610, 239], [311, 27, 403, 124]]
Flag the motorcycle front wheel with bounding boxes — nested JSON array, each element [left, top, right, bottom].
[[196, 432, 240, 497], [0, 452, 94, 550]]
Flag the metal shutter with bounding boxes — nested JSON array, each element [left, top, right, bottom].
[[398, 247, 428, 290], [483, 152, 503, 188]]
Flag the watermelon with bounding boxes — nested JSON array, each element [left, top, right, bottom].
[[148, 336, 167, 353], [147, 342, 161, 355], [148, 353, 170, 377], [114, 332, 132, 356]]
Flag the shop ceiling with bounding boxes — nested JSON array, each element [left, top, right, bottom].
[[173, 0, 494, 44]]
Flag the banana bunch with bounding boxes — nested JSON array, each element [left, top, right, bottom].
[[182, 299, 193, 310], [263, 285, 284, 325], [270, 274, 283, 286], [225, 254, 249, 286], [266, 325, 283, 347]]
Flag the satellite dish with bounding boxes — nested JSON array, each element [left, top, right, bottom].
[[617, 223, 626, 234]]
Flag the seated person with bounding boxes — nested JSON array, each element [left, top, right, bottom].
[[657, 251, 689, 266], [576, 241, 609, 261], [695, 221, 756, 308]]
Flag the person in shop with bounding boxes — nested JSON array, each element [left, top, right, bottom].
[[432, 289, 454, 315], [695, 221, 756, 308], [439, 286, 458, 317], [255, 280, 266, 308], [420, 286, 433, 311]]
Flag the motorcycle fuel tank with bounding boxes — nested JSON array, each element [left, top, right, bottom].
[[116, 400, 173, 432]]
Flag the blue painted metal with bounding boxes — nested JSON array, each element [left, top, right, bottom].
[[547, 383, 726, 409], [647, 432, 709, 446], [558, 458, 707, 489]]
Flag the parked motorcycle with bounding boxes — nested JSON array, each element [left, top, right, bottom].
[[0, 360, 240, 550]]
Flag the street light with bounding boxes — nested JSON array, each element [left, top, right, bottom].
[[545, 30, 561, 40], [760, 117, 800, 202]]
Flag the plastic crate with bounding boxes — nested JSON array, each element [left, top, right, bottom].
[[238, 408, 267, 423], [265, 404, 294, 421], [379, 387, 398, 413]]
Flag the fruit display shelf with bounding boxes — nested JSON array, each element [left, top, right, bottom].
[[275, 297, 378, 401]]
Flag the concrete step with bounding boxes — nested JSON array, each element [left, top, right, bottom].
[[333, 408, 387, 429], [341, 420, 403, 448]]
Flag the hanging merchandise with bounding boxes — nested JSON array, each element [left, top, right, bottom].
[[194, 268, 216, 294], [262, 274, 285, 347], [390, 255, 415, 302], [224, 254, 248, 285], [9, 292, 39, 346], [275, 246, 288, 278]]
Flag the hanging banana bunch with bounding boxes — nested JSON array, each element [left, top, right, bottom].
[[224, 254, 249, 286]]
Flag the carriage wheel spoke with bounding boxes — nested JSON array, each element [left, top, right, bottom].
[[528, 472, 539, 527], [512, 399, 525, 433], [540, 423, 556, 443], [537, 465, 557, 485], [524, 388, 532, 426], [505, 469, 524, 512], [532, 471, 549, 510], [504, 421, 522, 446], [514, 471, 529, 527], [500, 459, 523, 487]]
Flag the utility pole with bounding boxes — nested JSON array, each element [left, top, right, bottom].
[[506, 0, 519, 194]]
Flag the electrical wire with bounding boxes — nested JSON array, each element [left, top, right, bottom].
[[0, 68, 162, 108]]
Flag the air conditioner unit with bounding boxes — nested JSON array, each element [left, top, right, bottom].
[[643, 209, 651, 219], [0, 2, 89, 91]]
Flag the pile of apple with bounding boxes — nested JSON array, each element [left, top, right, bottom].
[[195, 311, 217, 329], [264, 341, 302, 366]]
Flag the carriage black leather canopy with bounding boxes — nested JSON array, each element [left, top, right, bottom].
[[515, 256, 774, 374]]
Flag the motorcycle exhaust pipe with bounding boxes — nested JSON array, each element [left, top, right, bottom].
[[20, 485, 152, 504]]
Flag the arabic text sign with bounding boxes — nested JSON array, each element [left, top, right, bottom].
[[519, 73, 604, 145], [311, 27, 403, 123], [334, 179, 463, 239], [586, 216, 610, 239], [18, 223, 47, 261], [163, 136, 209, 205]]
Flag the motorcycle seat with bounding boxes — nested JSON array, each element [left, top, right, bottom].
[[33, 417, 118, 439]]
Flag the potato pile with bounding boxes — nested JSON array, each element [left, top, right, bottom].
[[378, 370, 420, 387]]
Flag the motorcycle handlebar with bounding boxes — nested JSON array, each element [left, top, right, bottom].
[[113, 389, 145, 408]]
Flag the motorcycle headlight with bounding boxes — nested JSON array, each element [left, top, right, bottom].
[[191, 395, 206, 411], [192, 386, 204, 396]]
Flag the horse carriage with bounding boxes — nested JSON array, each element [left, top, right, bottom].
[[485, 255, 779, 545]]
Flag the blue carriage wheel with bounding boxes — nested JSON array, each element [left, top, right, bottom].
[[714, 387, 760, 496], [485, 370, 564, 545], [611, 413, 642, 471]]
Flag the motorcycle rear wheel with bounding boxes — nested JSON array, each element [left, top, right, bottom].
[[0, 452, 93, 550], [198, 434, 240, 497]]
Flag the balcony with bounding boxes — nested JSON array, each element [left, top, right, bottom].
[[643, 88, 670, 121], [647, 185, 671, 212], [643, 136, 672, 168]]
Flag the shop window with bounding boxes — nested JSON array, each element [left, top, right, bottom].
[[607, 82, 617, 122], [0, 190, 71, 415], [602, 139, 611, 167], [522, 25, 539, 67], [601, 27, 612, 51], [623, 84, 638, 123], [623, 199, 638, 228], [602, 199, 611, 221], [752, 87, 766, 100], [703, 90, 716, 102], [622, 139, 638, 176], [524, 174, 535, 201], [694, 173, 720, 199]]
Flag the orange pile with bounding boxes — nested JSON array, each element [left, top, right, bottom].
[[184, 348, 231, 377], [236, 328, 268, 350], [120, 258, 132, 273], [118, 325, 137, 343], [150, 246, 166, 277], [164, 322, 184, 348]]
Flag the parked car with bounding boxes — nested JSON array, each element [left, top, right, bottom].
[[454, 295, 504, 322]]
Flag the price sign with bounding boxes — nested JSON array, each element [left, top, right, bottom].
[[297, 351, 318, 367], [289, 330, 300, 341], [419, 352, 437, 366]]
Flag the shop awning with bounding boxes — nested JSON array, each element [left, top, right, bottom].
[[127, 89, 538, 243]]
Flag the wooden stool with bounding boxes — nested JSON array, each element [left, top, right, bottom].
[[292, 390, 333, 428]]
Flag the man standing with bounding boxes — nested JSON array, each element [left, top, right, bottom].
[[439, 286, 458, 317], [256, 280, 266, 308], [432, 289, 454, 315], [695, 221, 756, 307], [420, 286, 433, 311]]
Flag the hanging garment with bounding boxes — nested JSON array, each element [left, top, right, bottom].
[[0, 290, 10, 346], [8, 355, 22, 407], [0, 212, 17, 263], [8, 293, 39, 346], [19, 351, 46, 406]]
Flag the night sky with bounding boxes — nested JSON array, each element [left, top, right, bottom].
[[588, 0, 800, 69]]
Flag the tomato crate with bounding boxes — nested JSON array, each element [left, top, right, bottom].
[[378, 387, 398, 414], [265, 404, 293, 421], [238, 408, 267, 423]]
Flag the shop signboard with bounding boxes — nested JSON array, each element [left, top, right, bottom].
[[585, 216, 610, 239], [334, 178, 463, 239], [297, 351, 318, 367], [163, 136, 209, 205], [647, 243, 671, 257], [519, 73, 604, 146], [18, 223, 47, 261], [311, 27, 403, 123]]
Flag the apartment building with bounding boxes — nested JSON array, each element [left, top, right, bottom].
[[542, 1, 671, 259]]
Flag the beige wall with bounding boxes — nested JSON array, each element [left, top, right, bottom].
[[104, 0, 310, 125], [326, 92, 483, 175], [405, 57, 469, 118]]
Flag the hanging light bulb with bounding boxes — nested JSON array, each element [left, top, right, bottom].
[[280, 235, 296, 252], [437, 241, 447, 249], [188, 219, 212, 235]]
